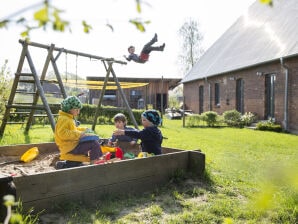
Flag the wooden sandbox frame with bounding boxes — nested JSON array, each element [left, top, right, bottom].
[[0, 142, 205, 213]]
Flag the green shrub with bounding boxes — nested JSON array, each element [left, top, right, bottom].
[[256, 120, 282, 132], [79, 104, 144, 125], [241, 112, 256, 126], [186, 114, 202, 127], [223, 110, 242, 127], [201, 111, 218, 127], [10, 104, 145, 126]]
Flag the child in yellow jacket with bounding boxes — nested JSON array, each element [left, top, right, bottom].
[[55, 96, 102, 166]]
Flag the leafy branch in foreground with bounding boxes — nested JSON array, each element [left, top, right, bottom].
[[0, 0, 150, 39]]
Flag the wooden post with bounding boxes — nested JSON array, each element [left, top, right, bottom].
[[182, 96, 186, 127], [161, 76, 164, 126], [25, 44, 56, 132], [110, 64, 139, 129], [92, 62, 113, 130]]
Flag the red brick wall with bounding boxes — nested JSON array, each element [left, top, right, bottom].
[[183, 56, 298, 132]]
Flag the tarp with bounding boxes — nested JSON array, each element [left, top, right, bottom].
[[61, 80, 149, 90]]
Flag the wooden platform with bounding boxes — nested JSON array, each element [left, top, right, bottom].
[[0, 142, 205, 213]]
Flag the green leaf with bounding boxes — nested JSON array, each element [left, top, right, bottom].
[[259, 0, 273, 6], [136, 0, 141, 13], [21, 30, 29, 38], [82, 20, 92, 33], [129, 19, 146, 32], [52, 9, 69, 32], [16, 17, 26, 24], [34, 7, 49, 26], [0, 20, 9, 28]]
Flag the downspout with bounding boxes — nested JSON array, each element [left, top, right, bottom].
[[280, 57, 289, 131], [205, 77, 211, 111]]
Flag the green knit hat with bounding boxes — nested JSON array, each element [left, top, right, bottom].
[[61, 96, 82, 112], [142, 109, 162, 126]]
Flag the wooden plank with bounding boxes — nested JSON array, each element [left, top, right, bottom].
[[13, 151, 199, 212], [21, 175, 166, 211], [0, 142, 59, 156], [0, 142, 205, 213], [188, 151, 206, 174]]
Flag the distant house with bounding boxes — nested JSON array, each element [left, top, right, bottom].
[[87, 76, 181, 111], [181, 0, 298, 133]]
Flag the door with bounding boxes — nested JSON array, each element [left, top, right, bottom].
[[156, 93, 167, 112], [236, 78, 244, 114], [265, 74, 275, 119], [199, 85, 204, 114]]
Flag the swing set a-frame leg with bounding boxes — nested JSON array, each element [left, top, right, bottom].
[[91, 61, 139, 131]]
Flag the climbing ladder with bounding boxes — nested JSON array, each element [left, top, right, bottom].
[[0, 40, 67, 136]]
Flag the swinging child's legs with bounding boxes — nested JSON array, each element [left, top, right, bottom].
[[142, 33, 165, 54]]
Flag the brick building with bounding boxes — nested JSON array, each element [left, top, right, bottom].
[[87, 76, 181, 111], [181, 0, 298, 133]]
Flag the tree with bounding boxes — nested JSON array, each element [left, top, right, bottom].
[[0, 0, 150, 39], [178, 18, 204, 74], [0, 60, 12, 115]]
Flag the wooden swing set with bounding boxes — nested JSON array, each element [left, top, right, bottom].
[[0, 39, 140, 136]]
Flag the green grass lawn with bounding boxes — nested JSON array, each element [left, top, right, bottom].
[[1, 119, 297, 223]]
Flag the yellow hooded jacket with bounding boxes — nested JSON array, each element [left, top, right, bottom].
[[54, 110, 87, 156]]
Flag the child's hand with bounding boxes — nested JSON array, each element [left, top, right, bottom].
[[113, 129, 124, 136], [107, 140, 113, 146], [130, 140, 136, 145], [84, 128, 94, 134]]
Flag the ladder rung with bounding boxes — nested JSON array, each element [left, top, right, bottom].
[[19, 79, 60, 84], [6, 104, 46, 110], [19, 80, 35, 83], [15, 91, 36, 94], [16, 73, 34, 77], [6, 122, 26, 124], [42, 80, 59, 84], [9, 112, 30, 114]]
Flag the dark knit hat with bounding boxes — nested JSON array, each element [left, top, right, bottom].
[[61, 96, 82, 112], [142, 109, 162, 126]]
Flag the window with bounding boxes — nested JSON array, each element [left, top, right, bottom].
[[104, 90, 116, 101], [130, 90, 142, 101], [215, 83, 220, 106]]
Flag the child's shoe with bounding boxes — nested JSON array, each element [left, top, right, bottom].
[[153, 33, 158, 42]]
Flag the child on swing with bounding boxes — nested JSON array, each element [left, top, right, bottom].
[[124, 33, 165, 63]]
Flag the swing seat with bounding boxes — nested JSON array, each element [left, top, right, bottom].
[[59, 153, 90, 163]]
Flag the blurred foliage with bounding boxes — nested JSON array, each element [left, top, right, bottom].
[[0, 0, 149, 39], [0, 60, 12, 115]]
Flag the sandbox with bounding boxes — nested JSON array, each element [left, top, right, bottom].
[[0, 142, 205, 214]]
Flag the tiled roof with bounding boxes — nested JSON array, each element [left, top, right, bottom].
[[182, 0, 298, 83]]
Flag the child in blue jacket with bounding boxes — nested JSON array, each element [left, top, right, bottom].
[[113, 110, 163, 155]]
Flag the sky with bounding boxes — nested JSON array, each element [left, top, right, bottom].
[[0, 0, 256, 79]]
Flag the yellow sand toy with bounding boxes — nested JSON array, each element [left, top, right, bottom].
[[137, 152, 154, 158], [20, 147, 39, 162], [0, 147, 39, 165]]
